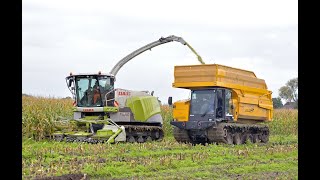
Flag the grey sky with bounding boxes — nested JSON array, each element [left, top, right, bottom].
[[22, 0, 298, 103]]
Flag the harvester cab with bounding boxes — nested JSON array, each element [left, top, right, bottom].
[[53, 73, 126, 144], [53, 71, 166, 144], [66, 73, 115, 107]]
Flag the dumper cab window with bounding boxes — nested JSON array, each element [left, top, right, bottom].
[[190, 89, 216, 115]]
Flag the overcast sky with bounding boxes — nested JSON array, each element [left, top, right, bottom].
[[22, 0, 298, 103]]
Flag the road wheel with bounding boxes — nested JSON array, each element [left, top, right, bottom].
[[146, 136, 153, 142], [173, 127, 191, 143], [53, 134, 64, 142], [233, 133, 241, 145], [241, 133, 248, 144], [224, 129, 233, 145], [127, 136, 135, 143], [252, 134, 259, 143], [137, 136, 145, 143], [260, 134, 269, 143]]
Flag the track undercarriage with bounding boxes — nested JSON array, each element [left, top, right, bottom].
[[173, 122, 269, 145], [119, 123, 164, 143], [52, 121, 164, 144]]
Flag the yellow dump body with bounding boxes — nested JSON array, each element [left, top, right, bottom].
[[172, 64, 273, 122]]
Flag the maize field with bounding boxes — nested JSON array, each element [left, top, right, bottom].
[[22, 96, 298, 179]]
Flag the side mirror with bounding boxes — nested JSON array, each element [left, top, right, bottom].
[[230, 104, 234, 109], [168, 96, 172, 106]]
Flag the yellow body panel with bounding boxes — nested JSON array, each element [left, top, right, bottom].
[[172, 100, 190, 122], [172, 64, 267, 90], [172, 64, 273, 122]]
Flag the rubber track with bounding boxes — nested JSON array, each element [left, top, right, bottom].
[[207, 122, 269, 144], [52, 125, 164, 143], [172, 122, 270, 144], [173, 127, 191, 143], [207, 123, 228, 143], [123, 125, 164, 142]]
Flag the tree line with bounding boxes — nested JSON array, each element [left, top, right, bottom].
[[272, 77, 298, 109]]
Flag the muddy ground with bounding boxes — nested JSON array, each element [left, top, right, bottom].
[[33, 174, 89, 180]]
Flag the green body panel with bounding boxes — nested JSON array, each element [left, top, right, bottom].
[[106, 128, 123, 144], [52, 131, 64, 135], [53, 131, 93, 137], [94, 129, 114, 137], [125, 96, 161, 121], [103, 106, 119, 112], [69, 132, 93, 137]]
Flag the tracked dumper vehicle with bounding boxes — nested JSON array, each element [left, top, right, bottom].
[[52, 35, 205, 143], [169, 64, 273, 144]]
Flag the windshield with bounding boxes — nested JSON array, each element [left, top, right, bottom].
[[75, 75, 113, 107], [190, 89, 216, 115]]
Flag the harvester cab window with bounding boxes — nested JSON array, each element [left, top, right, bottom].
[[98, 78, 113, 95], [91, 79, 98, 89], [92, 79, 103, 105], [98, 77, 113, 105], [76, 76, 103, 107], [77, 78, 92, 106]]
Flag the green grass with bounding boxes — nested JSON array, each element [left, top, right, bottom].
[[23, 135, 298, 180]]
